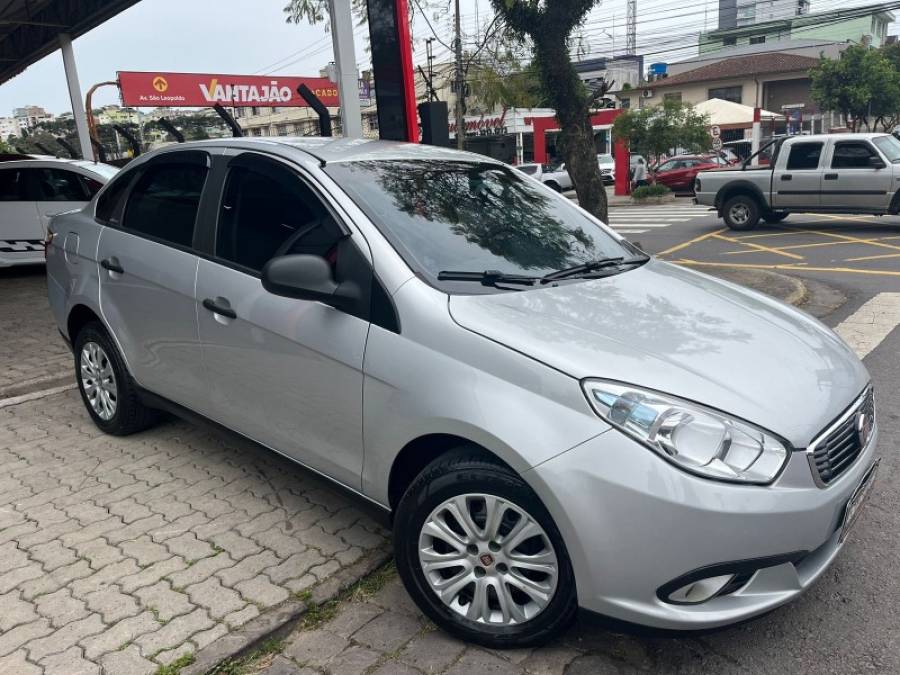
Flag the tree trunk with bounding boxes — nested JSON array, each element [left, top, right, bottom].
[[533, 36, 608, 223]]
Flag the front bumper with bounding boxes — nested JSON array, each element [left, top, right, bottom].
[[526, 423, 879, 629]]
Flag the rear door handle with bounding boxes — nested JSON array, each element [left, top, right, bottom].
[[824, 173, 839, 180], [202, 298, 237, 319], [100, 257, 124, 274], [780, 174, 792, 181]]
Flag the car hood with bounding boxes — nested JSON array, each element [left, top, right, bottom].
[[448, 259, 868, 447]]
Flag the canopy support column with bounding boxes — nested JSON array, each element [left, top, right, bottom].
[[329, 0, 362, 138], [59, 33, 92, 161]]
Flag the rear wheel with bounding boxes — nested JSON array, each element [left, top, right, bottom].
[[764, 211, 789, 224], [394, 448, 577, 648], [74, 322, 158, 436], [722, 194, 760, 230]]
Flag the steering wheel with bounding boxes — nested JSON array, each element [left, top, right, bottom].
[[272, 218, 322, 259]]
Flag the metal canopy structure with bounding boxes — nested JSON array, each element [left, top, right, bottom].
[[0, 0, 139, 84]]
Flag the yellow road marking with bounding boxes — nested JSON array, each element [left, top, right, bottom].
[[733, 230, 812, 240], [723, 240, 866, 256], [677, 259, 900, 278], [656, 228, 727, 257], [797, 229, 900, 254], [845, 252, 900, 262], [712, 233, 805, 260]]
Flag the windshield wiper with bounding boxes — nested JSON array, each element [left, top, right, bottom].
[[437, 270, 539, 288], [541, 256, 647, 283]]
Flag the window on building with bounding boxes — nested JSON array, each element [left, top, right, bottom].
[[215, 161, 343, 273], [749, 35, 766, 44], [831, 142, 878, 169], [276, 124, 289, 136], [664, 92, 682, 103], [723, 37, 737, 46], [708, 86, 742, 103], [786, 142, 823, 170], [368, 114, 379, 131], [122, 162, 207, 248], [619, 98, 631, 109], [251, 106, 259, 116]]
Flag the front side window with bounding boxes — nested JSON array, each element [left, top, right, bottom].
[[216, 162, 343, 273], [517, 165, 538, 175], [325, 160, 636, 292], [122, 163, 207, 248], [35, 168, 89, 201], [96, 172, 134, 225], [786, 142, 823, 170], [0, 169, 27, 201], [831, 142, 878, 169]]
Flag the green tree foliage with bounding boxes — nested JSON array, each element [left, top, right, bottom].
[[810, 44, 900, 132], [489, 0, 609, 221], [612, 99, 711, 164], [469, 54, 545, 110]]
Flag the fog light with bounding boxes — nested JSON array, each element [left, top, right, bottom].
[[666, 574, 734, 604]]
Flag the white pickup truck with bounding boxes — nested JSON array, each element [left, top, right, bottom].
[[694, 132, 900, 230]]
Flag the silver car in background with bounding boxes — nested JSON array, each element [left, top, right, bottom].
[[46, 138, 877, 648]]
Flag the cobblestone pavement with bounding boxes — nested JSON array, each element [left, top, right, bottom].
[[0, 389, 389, 674], [0, 269, 71, 398]]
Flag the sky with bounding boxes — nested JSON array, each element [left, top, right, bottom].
[[0, 0, 891, 116]]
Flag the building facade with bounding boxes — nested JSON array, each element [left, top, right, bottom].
[[0, 116, 21, 139], [719, 0, 809, 29], [13, 105, 52, 130]]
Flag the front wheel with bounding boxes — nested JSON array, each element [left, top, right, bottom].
[[394, 449, 577, 648], [722, 194, 761, 230], [764, 211, 789, 224]]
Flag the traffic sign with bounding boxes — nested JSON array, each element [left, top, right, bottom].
[[710, 125, 721, 138], [712, 137, 723, 151]]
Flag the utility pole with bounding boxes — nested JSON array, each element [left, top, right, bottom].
[[626, 0, 636, 55], [454, 0, 465, 150]]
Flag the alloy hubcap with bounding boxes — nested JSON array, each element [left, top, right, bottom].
[[730, 204, 750, 224], [418, 493, 559, 625], [80, 342, 117, 421]]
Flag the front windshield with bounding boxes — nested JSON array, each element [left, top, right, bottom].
[[597, 154, 613, 165], [873, 135, 900, 163], [324, 160, 635, 291]]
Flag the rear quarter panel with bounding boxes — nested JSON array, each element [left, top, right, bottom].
[[46, 208, 103, 340]]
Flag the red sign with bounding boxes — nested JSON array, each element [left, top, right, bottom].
[[117, 71, 340, 108]]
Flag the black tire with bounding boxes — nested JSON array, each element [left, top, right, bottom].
[[764, 211, 789, 224], [722, 194, 761, 230], [394, 448, 578, 648], [544, 181, 561, 192], [73, 321, 158, 436]]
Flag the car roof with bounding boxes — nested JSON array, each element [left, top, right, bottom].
[[149, 137, 495, 165], [0, 157, 116, 171]]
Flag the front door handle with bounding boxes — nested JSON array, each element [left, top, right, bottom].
[[202, 298, 237, 319], [100, 257, 124, 274], [824, 173, 839, 180], [780, 174, 792, 181]]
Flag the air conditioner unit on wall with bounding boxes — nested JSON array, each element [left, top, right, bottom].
[[642, 89, 654, 98]]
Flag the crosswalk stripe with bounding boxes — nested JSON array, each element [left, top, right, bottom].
[[608, 217, 691, 221], [833, 292, 900, 359], [611, 229, 648, 234], [608, 223, 673, 228]]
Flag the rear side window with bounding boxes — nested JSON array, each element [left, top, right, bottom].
[[831, 142, 877, 169], [122, 163, 207, 248], [35, 168, 89, 201], [0, 168, 26, 201], [786, 142, 823, 170], [96, 173, 133, 225]]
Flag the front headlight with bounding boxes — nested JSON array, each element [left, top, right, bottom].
[[582, 379, 789, 484]]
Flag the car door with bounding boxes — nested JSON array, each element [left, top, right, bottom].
[[32, 167, 93, 229], [771, 140, 823, 210], [195, 152, 373, 489], [821, 140, 894, 210], [653, 160, 678, 188], [0, 166, 42, 256], [96, 151, 210, 407]]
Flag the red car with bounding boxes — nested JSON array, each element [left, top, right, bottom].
[[652, 154, 732, 193]]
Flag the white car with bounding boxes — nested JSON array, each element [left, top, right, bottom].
[[0, 158, 119, 267], [515, 162, 573, 192]]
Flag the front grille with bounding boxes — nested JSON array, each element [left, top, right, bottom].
[[810, 389, 875, 485]]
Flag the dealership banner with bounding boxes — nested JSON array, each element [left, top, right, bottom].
[[117, 71, 340, 108]]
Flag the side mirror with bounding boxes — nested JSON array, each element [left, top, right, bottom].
[[869, 156, 887, 169], [261, 254, 357, 309]]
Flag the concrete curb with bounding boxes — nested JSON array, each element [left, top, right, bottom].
[[185, 545, 393, 675]]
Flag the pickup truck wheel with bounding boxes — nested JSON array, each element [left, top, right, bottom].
[[544, 181, 562, 192], [764, 211, 789, 224], [723, 195, 760, 231]]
